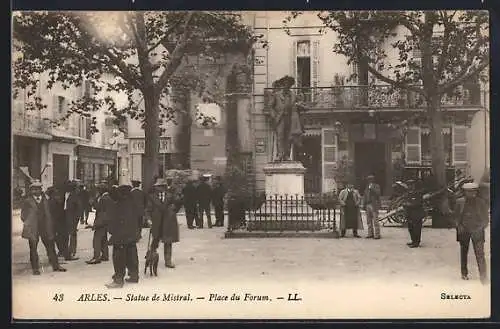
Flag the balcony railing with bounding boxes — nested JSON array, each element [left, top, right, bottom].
[[264, 84, 483, 111], [12, 110, 51, 136]]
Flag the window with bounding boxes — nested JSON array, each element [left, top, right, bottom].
[[84, 81, 92, 97], [322, 128, 338, 192], [58, 96, 66, 114], [296, 41, 311, 89], [452, 125, 468, 164], [405, 127, 421, 164]]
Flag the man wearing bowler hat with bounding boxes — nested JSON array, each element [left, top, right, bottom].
[[21, 180, 67, 275], [147, 178, 180, 268], [454, 182, 489, 284]]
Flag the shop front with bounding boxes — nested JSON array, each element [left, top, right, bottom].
[[129, 136, 185, 182], [76, 145, 118, 186]]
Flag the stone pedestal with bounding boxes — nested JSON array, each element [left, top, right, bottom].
[[246, 161, 336, 234], [263, 161, 307, 196]]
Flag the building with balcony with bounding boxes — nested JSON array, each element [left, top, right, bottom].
[[12, 73, 119, 195], [248, 12, 489, 195]]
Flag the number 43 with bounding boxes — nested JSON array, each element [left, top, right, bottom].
[[53, 293, 64, 302]]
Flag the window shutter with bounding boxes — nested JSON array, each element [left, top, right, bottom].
[[452, 125, 468, 164], [405, 127, 421, 165], [291, 40, 297, 82], [311, 40, 320, 102], [322, 128, 338, 193]]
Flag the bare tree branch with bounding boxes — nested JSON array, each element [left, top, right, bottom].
[[366, 64, 425, 95], [156, 12, 194, 92], [147, 16, 185, 53], [438, 61, 488, 93]]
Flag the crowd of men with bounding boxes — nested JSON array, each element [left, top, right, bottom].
[[18, 171, 488, 285], [19, 175, 226, 288]]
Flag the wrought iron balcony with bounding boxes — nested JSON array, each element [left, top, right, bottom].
[[12, 110, 51, 136], [264, 84, 484, 111]]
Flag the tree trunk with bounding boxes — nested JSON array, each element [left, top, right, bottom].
[[428, 95, 452, 228], [143, 90, 160, 193]]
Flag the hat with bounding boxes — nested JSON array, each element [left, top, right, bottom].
[[393, 181, 409, 189], [153, 178, 167, 187], [29, 180, 43, 189], [462, 182, 479, 190]]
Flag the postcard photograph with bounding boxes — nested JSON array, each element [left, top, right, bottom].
[[11, 10, 491, 320]]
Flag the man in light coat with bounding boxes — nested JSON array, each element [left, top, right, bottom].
[[21, 181, 67, 275], [338, 182, 364, 238], [454, 182, 489, 284]]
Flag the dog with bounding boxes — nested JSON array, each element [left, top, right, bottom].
[[144, 249, 159, 276]]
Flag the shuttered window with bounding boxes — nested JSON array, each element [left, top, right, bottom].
[[322, 128, 338, 192], [311, 40, 320, 101], [405, 127, 421, 164], [452, 125, 468, 164]]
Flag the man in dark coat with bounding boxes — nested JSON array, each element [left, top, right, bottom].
[[130, 180, 148, 231], [338, 182, 363, 238], [105, 185, 141, 288], [403, 179, 426, 248], [363, 174, 382, 239], [212, 176, 226, 227], [21, 181, 67, 275], [182, 179, 198, 229], [196, 176, 213, 228], [79, 184, 91, 226], [147, 178, 180, 268], [454, 182, 489, 284], [86, 182, 112, 265], [63, 181, 80, 260], [46, 186, 66, 257]]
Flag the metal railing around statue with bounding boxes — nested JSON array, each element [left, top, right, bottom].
[[228, 193, 339, 233]]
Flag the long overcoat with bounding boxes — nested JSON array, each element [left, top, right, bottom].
[[107, 194, 141, 245], [147, 189, 180, 244], [338, 188, 364, 230], [64, 190, 81, 234], [21, 196, 55, 241], [93, 192, 114, 229]]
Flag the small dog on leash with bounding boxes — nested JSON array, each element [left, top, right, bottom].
[[144, 249, 159, 276]]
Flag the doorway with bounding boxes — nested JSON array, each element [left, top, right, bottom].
[[53, 154, 69, 188], [354, 142, 386, 194], [295, 135, 322, 193]]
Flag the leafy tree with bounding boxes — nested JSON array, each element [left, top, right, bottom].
[[13, 11, 261, 191], [288, 10, 488, 224]]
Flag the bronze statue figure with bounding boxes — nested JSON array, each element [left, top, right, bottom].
[[269, 76, 304, 161]]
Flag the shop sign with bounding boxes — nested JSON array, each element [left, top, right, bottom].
[[130, 137, 176, 154]]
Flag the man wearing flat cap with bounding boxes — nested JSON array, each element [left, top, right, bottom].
[[403, 179, 426, 248], [21, 180, 67, 275], [454, 182, 489, 284], [363, 174, 382, 239]]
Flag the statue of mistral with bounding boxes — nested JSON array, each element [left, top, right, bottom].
[[268, 76, 304, 162]]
